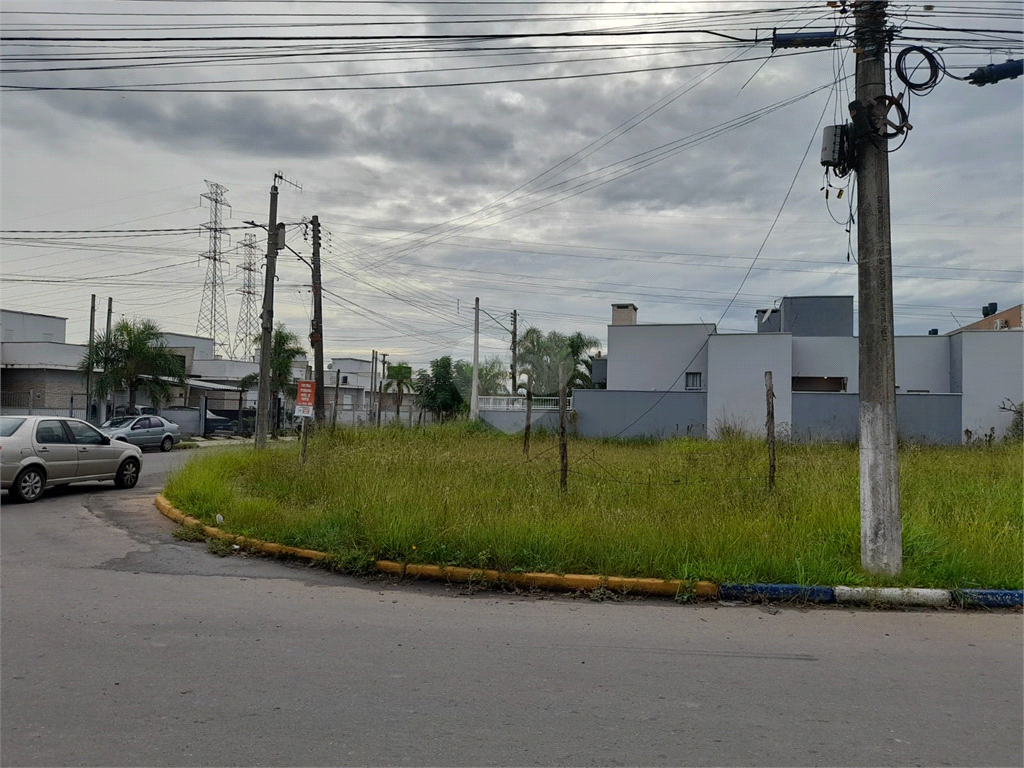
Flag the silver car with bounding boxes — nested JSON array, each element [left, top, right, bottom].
[[100, 415, 182, 452], [1, 416, 143, 503]]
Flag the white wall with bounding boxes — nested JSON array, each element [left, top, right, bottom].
[[329, 358, 373, 390], [0, 310, 66, 344], [0, 341, 86, 369], [606, 324, 715, 391], [163, 332, 214, 360], [707, 333, 792, 437], [895, 336, 951, 393], [191, 358, 259, 380], [959, 330, 1023, 439], [791, 336, 858, 391]]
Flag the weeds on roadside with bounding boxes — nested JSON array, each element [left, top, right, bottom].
[[163, 424, 1023, 590], [171, 523, 206, 542]]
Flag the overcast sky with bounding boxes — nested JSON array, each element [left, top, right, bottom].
[[2, 1, 1021, 374]]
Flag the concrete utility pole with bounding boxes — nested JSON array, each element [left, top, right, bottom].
[[101, 297, 112, 424], [470, 297, 480, 420], [370, 350, 377, 421], [255, 181, 280, 450], [510, 310, 518, 393], [86, 295, 96, 423], [854, 0, 901, 575], [310, 216, 326, 423], [377, 352, 388, 427]]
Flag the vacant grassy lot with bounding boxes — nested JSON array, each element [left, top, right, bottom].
[[163, 423, 1023, 589]]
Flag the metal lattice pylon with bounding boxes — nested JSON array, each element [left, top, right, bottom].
[[233, 232, 262, 361], [196, 180, 233, 358]]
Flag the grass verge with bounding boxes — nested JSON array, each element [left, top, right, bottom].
[[162, 422, 1023, 590]]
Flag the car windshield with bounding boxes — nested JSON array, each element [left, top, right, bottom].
[[103, 417, 135, 428], [0, 417, 26, 437]]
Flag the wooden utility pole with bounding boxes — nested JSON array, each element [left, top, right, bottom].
[[470, 297, 480, 420], [854, 0, 901, 575], [310, 216, 326, 424], [765, 371, 776, 490], [558, 362, 568, 492], [255, 181, 280, 450]]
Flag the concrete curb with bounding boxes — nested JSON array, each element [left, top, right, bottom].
[[154, 495, 1023, 608]]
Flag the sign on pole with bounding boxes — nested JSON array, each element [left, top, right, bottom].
[[295, 380, 315, 418]]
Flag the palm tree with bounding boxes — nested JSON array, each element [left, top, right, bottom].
[[516, 328, 600, 455], [517, 327, 549, 455], [238, 324, 306, 406], [78, 319, 186, 411], [385, 361, 414, 418]]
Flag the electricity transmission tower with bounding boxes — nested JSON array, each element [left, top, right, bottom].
[[197, 180, 233, 358], [233, 232, 262, 360]]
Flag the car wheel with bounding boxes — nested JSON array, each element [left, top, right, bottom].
[[10, 466, 46, 503], [160, 435, 173, 452], [114, 458, 140, 489]]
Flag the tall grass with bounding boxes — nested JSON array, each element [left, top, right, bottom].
[[163, 423, 1023, 589]]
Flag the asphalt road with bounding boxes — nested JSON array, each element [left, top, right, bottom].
[[2, 447, 1021, 767]]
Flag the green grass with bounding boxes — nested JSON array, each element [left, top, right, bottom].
[[162, 422, 1024, 590]]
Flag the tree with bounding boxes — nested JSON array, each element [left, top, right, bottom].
[[515, 327, 600, 454], [385, 361, 415, 417], [454, 355, 509, 404], [414, 356, 462, 421], [238, 324, 306, 405], [79, 319, 186, 411]]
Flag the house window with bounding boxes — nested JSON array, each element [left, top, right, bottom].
[[342, 375, 349, 384], [685, 372, 702, 390], [792, 376, 847, 392]]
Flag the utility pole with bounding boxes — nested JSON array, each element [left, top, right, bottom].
[[470, 297, 480, 420], [377, 352, 388, 426], [510, 310, 518, 394], [101, 297, 112, 424], [369, 350, 377, 422], [255, 180, 280, 450], [310, 216, 326, 424], [87, 295, 96, 423], [332, 369, 341, 427], [854, 0, 901, 575]]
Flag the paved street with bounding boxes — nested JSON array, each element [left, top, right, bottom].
[[2, 448, 1021, 767]]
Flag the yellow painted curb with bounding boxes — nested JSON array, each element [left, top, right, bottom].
[[154, 494, 716, 600]]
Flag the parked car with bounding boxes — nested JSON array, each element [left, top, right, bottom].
[[114, 405, 158, 417], [100, 415, 182, 452], [1, 416, 143, 503], [203, 411, 233, 436]]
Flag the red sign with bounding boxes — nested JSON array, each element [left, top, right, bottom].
[[296, 380, 315, 407]]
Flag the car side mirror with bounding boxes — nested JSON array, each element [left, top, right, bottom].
[[101, 435, 111, 445]]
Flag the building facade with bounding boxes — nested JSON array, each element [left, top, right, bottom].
[[555, 298, 1021, 444]]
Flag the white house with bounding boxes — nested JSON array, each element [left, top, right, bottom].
[[570, 297, 1023, 444]]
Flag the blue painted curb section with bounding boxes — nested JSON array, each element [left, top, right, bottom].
[[719, 583, 836, 603], [721, 584, 1023, 608], [953, 589, 1024, 608]]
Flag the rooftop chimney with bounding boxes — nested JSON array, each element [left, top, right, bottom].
[[982, 302, 998, 317], [611, 303, 638, 326]]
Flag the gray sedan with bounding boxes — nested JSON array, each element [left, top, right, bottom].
[[1, 416, 143, 503], [100, 415, 182, 452]]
